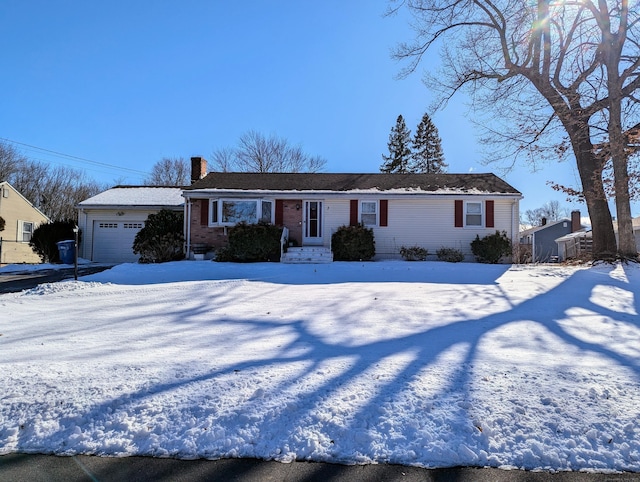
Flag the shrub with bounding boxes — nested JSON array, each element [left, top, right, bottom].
[[470, 230, 512, 264], [0, 215, 5, 232], [133, 209, 184, 263], [331, 224, 375, 261], [400, 245, 428, 261], [29, 220, 79, 263], [436, 247, 465, 263], [216, 222, 282, 262]]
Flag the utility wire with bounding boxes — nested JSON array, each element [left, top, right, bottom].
[[0, 137, 150, 176]]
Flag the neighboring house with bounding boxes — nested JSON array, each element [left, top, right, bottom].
[[613, 216, 640, 254], [182, 157, 522, 262], [0, 181, 50, 264], [77, 186, 184, 263], [519, 211, 583, 263]]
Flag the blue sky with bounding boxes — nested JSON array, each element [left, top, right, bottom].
[[1, 1, 634, 218]]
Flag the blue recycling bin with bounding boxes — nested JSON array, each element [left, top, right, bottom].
[[56, 240, 76, 264]]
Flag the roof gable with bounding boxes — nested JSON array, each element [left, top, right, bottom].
[[185, 172, 521, 195]]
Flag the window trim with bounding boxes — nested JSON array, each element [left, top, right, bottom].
[[359, 200, 378, 227], [464, 201, 483, 227], [19, 220, 34, 243], [208, 198, 274, 227]]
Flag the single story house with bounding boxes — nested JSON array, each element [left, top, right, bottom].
[[77, 186, 184, 263], [183, 157, 522, 262], [0, 181, 50, 264], [519, 211, 583, 262]]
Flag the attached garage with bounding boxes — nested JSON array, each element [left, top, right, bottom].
[[77, 187, 184, 264]]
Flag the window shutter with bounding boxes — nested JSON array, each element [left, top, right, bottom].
[[380, 199, 388, 227], [454, 200, 463, 227], [200, 199, 209, 226], [485, 200, 495, 228], [350, 200, 359, 226], [275, 200, 284, 225]]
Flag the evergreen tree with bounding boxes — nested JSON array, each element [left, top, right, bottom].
[[409, 113, 447, 173], [380, 115, 412, 173]]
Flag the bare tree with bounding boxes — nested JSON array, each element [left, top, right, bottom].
[[145, 157, 190, 186], [0, 141, 26, 181], [210, 147, 236, 172], [523, 200, 568, 227], [211, 131, 327, 173], [391, 0, 639, 259], [9, 159, 102, 221]]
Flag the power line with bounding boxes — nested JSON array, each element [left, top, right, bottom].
[[0, 137, 151, 176]]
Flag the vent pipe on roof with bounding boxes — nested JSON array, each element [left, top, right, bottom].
[[541, 217, 547, 226], [190, 157, 207, 184]]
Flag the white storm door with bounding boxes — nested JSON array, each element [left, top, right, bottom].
[[302, 201, 323, 245]]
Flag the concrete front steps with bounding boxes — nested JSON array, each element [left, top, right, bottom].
[[281, 246, 333, 264]]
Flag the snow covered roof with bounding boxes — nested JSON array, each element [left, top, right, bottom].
[[185, 172, 521, 195], [78, 186, 184, 207]]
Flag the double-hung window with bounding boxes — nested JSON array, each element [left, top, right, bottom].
[[20, 221, 34, 242], [210, 199, 273, 226], [465, 202, 482, 226], [360, 201, 377, 226]]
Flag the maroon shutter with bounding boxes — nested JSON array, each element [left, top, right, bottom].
[[380, 199, 388, 227], [350, 200, 359, 226], [485, 200, 495, 228], [454, 200, 463, 227], [200, 199, 209, 225], [275, 200, 284, 225]]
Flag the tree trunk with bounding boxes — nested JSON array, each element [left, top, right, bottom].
[[566, 124, 618, 259]]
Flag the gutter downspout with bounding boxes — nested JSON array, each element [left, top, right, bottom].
[[184, 196, 191, 259]]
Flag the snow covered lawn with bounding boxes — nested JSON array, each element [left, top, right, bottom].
[[1, 260, 639, 472]]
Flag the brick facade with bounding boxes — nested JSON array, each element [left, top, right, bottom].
[[188, 198, 304, 250], [281, 199, 303, 246]]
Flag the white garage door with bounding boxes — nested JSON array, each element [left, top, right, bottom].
[[92, 221, 144, 263]]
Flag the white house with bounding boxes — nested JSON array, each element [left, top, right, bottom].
[[182, 158, 522, 262]]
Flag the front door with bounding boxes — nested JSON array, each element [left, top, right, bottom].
[[302, 200, 323, 245]]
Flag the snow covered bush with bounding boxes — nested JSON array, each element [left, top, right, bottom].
[[436, 247, 465, 263], [215, 222, 281, 262], [133, 209, 184, 263], [470, 230, 512, 264], [331, 224, 375, 261], [400, 245, 428, 261]]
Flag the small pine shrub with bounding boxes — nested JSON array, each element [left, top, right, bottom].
[[29, 220, 79, 263], [133, 209, 184, 263], [470, 230, 512, 264], [217, 222, 282, 262], [400, 245, 428, 261], [436, 247, 465, 263], [331, 224, 375, 261]]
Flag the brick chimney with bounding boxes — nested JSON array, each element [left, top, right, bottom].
[[190, 157, 207, 184], [571, 210, 581, 232]]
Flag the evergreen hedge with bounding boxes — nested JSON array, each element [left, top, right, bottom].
[[133, 209, 184, 263], [29, 220, 78, 263], [470, 230, 512, 264], [331, 224, 375, 261], [215, 222, 282, 262]]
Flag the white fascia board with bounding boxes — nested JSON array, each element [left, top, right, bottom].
[[184, 188, 522, 200]]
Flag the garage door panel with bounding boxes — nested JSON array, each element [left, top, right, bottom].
[[92, 221, 143, 263]]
